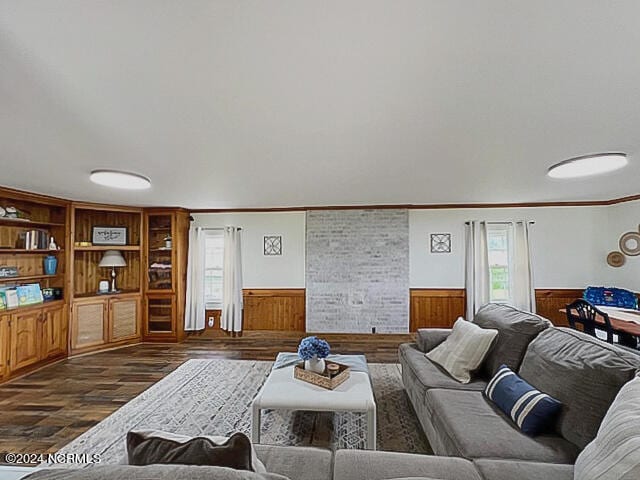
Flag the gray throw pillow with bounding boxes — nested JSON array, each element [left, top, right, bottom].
[[127, 431, 255, 471]]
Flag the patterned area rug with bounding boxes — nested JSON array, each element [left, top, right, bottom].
[[54, 359, 430, 465]]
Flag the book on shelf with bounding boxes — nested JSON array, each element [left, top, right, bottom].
[[0, 283, 44, 309], [17, 229, 51, 250], [16, 283, 44, 306]]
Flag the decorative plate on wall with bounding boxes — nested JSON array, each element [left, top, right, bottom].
[[619, 230, 640, 256], [607, 251, 625, 268]]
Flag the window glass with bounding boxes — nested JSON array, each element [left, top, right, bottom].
[[204, 231, 224, 307], [487, 225, 512, 303]]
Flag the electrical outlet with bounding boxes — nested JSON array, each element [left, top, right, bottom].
[[371, 327, 376, 334], [208, 316, 215, 328]]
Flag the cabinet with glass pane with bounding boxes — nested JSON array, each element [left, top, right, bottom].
[[143, 210, 189, 341]]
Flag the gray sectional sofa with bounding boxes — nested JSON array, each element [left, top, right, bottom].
[[25, 304, 640, 480], [399, 303, 640, 477]]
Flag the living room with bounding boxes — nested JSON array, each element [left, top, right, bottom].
[[0, 2, 639, 480]]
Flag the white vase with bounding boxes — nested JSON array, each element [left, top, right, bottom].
[[304, 356, 326, 374]]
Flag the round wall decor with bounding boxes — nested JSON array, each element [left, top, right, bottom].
[[607, 251, 625, 267], [619, 231, 640, 256]]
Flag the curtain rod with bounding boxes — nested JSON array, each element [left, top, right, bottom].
[[464, 221, 535, 225]]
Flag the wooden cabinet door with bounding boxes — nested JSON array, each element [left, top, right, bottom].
[[9, 310, 41, 372], [144, 294, 176, 338], [71, 299, 108, 351], [0, 316, 9, 380], [41, 305, 67, 360], [109, 296, 140, 342]]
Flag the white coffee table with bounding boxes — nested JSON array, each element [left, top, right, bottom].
[[251, 357, 377, 449]]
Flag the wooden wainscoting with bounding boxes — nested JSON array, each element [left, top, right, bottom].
[[535, 289, 583, 327], [410, 288, 585, 331], [205, 288, 585, 332], [410, 289, 466, 331], [204, 289, 305, 332], [243, 289, 306, 331]]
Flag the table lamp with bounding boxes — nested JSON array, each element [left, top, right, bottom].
[[98, 250, 127, 293]]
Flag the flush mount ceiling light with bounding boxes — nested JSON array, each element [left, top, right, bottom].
[[547, 153, 628, 179], [90, 169, 151, 190]]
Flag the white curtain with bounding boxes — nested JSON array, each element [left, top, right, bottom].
[[512, 221, 536, 312], [465, 221, 490, 320], [221, 226, 243, 332], [184, 226, 206, 331]]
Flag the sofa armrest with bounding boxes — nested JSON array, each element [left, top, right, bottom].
[[417, 328, 452, 352]]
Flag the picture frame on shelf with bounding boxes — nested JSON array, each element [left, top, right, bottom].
[[92, 226, 128, 246]]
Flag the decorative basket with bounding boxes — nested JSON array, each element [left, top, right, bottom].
[[294, 361, 350, 390]]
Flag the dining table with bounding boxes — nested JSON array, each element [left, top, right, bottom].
[[560, 305, 640, 348]]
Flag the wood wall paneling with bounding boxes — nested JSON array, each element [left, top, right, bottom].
[[73, 209, 142, 245], [73, 250, 140, 296], [410, 289, 466, 331], [242, 289, 306, 331], [534, 289, 583, 327], [409, 288, 584, 332]]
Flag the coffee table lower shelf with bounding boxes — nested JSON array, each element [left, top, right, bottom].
[[251, 364, 376, 450]]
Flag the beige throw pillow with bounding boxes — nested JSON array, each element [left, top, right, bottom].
[[574, 374, 640, 480], [426, 317, 498, 383]]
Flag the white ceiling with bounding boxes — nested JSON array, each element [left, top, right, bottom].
[[1, 1, 640, 208]]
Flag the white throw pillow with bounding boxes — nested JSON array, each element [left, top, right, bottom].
[[128, 430, 267, 473], [426, 317, 498, 384], [574, 374, 640, 480]]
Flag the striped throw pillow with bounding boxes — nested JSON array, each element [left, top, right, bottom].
[[426, 317, 498, 383], [574, 374, 640, 480], [485, 364, 562, 436]]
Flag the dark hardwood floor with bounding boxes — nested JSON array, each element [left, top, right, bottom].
[[0, 331, 413, 458]]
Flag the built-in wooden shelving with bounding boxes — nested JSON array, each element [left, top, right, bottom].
[[0, 249, 63, 254], [0, 274, 58, 283], [74, 245, 140, 252], [0, 218, 65, 228]]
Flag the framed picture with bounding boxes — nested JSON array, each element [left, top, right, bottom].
[[430, 233, 451, 253], [92, 226, 128, 246], [263, 235, 282, 256]]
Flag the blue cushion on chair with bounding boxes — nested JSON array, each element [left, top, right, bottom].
[[484, 365, 562, 436]]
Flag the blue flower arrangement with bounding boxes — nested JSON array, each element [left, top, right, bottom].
[[297, 336, 330, 360]]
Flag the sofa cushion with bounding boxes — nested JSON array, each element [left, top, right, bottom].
[[574, 374, 640, 480], [399, 343, 488, 397], [473, 459, 573, 480], [333, 449, 482, 480], [473, 303, 550, 377], [23, 465, 289, 480], [426, 318, 498, 383], [518, 327, 640, 449], [416, 328, 451, 353], [485, 365, 562, 436], [424, 389, 579, 463], [254, 445, 333, 480]]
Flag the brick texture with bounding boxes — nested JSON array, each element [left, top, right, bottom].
[[306, 209, 409, 333]]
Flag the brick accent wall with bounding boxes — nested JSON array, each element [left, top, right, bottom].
[[306, 209, 409, 333]]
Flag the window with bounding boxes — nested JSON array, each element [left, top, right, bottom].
[[487, 225, 513, 303], [204, 231, 224, 308]]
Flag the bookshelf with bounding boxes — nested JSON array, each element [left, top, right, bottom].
[[69, 204, 144, 354], [0, 187, 68, 382], [143, 209, 189, 342]]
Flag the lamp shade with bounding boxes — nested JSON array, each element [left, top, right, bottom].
[[98, 250, 127, 268]]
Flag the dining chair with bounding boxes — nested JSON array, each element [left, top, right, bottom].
[[565, 299, 615, 344]]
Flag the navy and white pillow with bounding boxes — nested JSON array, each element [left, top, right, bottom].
[[485, 364, 562, 436]]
